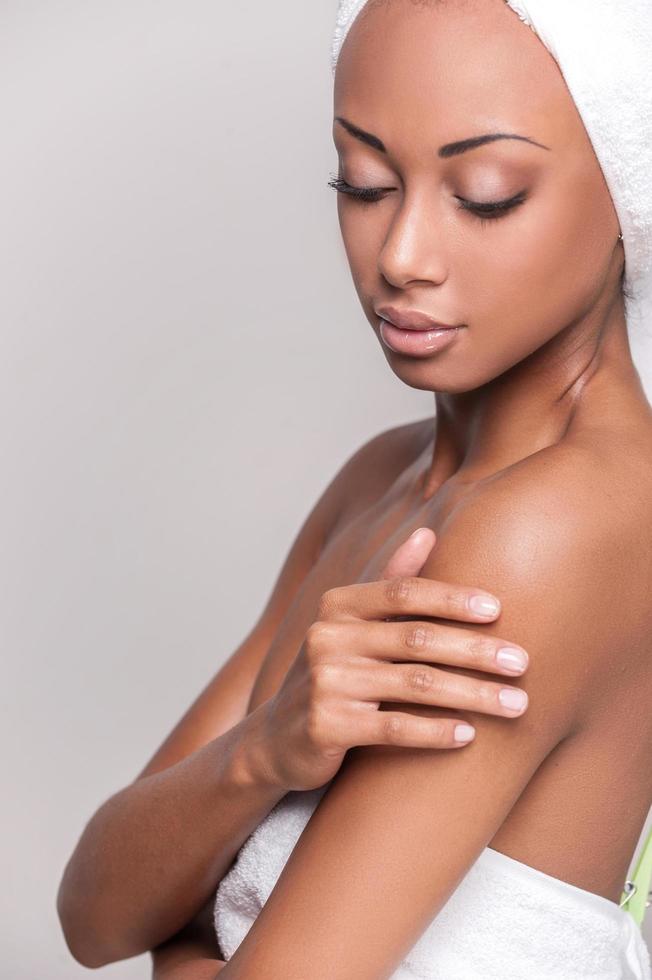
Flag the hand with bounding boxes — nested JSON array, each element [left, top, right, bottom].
[[254, 526, 529, 791]]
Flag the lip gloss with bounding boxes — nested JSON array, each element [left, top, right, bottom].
[[379, 319, 462, 357]]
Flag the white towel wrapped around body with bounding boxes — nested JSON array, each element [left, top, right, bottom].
[[213, 784, 652, 979]]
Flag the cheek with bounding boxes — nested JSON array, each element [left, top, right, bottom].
[[516, 166, 613, 313], [458, 174, 611, 357], [337, 202, 385, 298]]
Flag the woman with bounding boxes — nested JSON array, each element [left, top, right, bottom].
[[58, 0, 652, 977]]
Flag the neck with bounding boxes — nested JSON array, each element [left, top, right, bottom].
[[422, 289, 643, 498]]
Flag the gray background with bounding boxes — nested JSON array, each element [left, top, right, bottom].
[[2, 2, 650, 977]]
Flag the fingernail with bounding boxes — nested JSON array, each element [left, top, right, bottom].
[[499, 688, 528, 711], [469, 594, 500, 616], [409, 527, 428, 541], [496, 647, 528, 672], [454, 723, 476, 742]]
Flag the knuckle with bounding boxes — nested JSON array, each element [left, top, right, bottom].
[[467, 633, 495, 665], [405, 666, 436, 693], [310, 660, 341, 696], [317, 587, 340, 620], [382, 712, 404, 743], [385, 575, 416, 608], [475, 681, 497, 708], [304, 621, 331, 654], [430, 718, 446, 741], [404, 624, 432, 650], [444, 588, 468, 614]]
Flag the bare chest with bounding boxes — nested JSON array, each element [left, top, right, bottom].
[[246, 450, 455, 715]]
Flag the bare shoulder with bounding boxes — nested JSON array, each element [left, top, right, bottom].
[[407, 429, 651, 746], [457, 414, 652, 545], [433, 422, 652, 675], [327, 416, 433, 532], [338, 416, 433, 490]]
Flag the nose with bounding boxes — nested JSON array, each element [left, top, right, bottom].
[[377, 191, 448, 289]]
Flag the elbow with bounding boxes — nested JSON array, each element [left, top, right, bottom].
[[59, 936, 111, 970], [56, 883, 108, 968], [56, 790, 148, 968], [56, 868, 132, 969]]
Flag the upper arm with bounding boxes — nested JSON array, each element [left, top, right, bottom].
[[136, 423, 417, 780], [216, 459, 620, 980]]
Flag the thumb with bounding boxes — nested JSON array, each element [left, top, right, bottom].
[[380, 526, 437, 580]]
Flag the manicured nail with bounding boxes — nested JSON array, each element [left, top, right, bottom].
[[409, 527, 428, 542], [496, 647, 528, 672], [469, 594, 500, 616], [499, 688, 528, 711], [454, 723, 476, 742]]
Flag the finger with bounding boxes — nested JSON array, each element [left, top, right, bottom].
[[380, 526, 437, 580], [379, 527, 500, 622], [339, 660, 527, 717], [321, 574, 501, 624], [352, 708, 477, 749], [329, 618, 528, 675]]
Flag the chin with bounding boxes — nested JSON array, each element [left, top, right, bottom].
[[382, 352, 490, 394]]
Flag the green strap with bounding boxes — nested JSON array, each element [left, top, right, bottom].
[[620, 825, 652, 927]]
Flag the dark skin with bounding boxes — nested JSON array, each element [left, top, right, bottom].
[[150, 0, 652, 974]]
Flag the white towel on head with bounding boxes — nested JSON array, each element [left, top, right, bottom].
[[330, 0, 652, 390]]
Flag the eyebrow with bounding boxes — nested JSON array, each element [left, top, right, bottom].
[[334, 116, 551, 156]]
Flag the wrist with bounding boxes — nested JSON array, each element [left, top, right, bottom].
[[224, 700, 289, 797]]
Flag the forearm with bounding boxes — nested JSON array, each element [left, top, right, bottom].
[[58, 703, 287, 968]]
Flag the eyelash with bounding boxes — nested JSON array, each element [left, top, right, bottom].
[[327, 175, 527, 225]]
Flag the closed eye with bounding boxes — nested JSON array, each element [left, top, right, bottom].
[[327, 174, 527, 224], [327, 175, 394, 204], [454, 190, 528, 223]]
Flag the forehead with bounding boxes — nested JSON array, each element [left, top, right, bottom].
[[333, 0, 581, 153]]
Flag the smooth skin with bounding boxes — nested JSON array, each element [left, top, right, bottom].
[[58, 0, 652, 976], [158, 0, 650, 976], [149, 522, 525, 979], [57, 422, 524, 969]]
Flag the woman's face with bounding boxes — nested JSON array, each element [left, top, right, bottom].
[[332, 0, 623, 393]]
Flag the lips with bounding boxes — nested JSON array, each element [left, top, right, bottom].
[[375, 305, 459, 331]]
